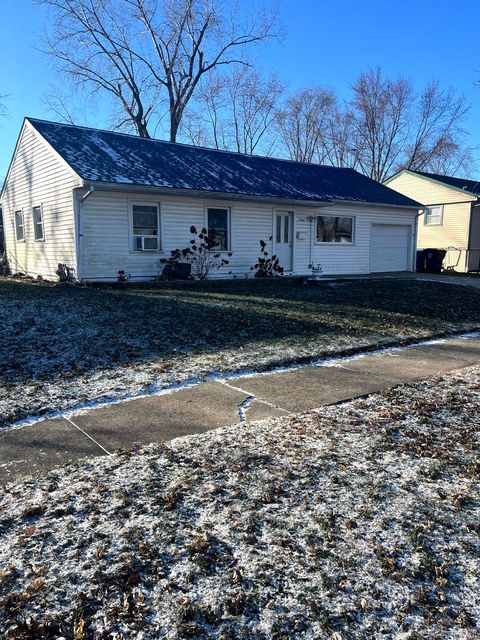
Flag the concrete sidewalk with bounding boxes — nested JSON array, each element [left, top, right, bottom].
[[2, 333, 480, 484]]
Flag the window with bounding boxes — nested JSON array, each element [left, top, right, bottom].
[[207, 207, 229, 250], [15, 210, 25, 241], [132, 204, 160, 251], [32, 206, 44, 241], [316, 215, 354, 243], [424, 205, 443, 226]]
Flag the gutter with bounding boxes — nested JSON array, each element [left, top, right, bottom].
[[78, 181, 420, 210]]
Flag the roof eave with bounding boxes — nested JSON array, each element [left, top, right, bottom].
[[330, 198, 421, 210], [79, 181, 419, 209]]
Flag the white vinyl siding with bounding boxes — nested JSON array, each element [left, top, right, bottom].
[[80, 193, 415, 281], [80, 192, 277, 280], [0, 122, 81, 279], [292, 204, 416, 276]]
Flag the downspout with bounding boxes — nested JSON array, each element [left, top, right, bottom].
[[74, 184, 94, 282], [413, 209, 423, 271], [466, 200, 479, 272]]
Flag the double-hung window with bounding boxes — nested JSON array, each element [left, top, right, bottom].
[[132, 204, 160, 251], [316, 215, 354, 243], [32, 206, 45, 241], [15, 210, 25, 241], [424, 205, 443, 226], [207, 207, 230, 250]]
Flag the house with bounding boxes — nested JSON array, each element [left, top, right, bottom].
[[0, 118, 420, 282], [385, 169, 480, 273]]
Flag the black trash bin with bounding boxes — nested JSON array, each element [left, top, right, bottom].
[[422, 248, 447, 274], [416, 250, 425, 273]]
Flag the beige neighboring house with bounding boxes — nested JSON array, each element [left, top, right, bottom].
[[385, 169, 480, 272]]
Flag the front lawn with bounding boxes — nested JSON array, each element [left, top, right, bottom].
[[1, 276, 480, 427], [1, 366, 479, 638]]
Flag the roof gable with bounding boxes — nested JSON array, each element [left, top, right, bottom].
[[27, 118, 420, 208]]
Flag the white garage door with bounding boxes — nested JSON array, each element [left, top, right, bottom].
[[370, 224, 411, 273]]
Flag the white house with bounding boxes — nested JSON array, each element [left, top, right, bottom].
[[0, 118, 420, 282]]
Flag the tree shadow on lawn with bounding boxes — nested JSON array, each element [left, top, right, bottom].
[[1, 279, 480, 386]]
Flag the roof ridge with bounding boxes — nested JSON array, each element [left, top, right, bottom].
[[26, 116, 354, 171]]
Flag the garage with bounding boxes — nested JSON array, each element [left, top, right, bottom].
[[370, 224, 411, 272]]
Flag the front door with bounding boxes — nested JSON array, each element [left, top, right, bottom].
[[275, 210, 293, 272]]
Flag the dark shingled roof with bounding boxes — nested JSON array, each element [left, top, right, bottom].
[[28, 118, 420, 207], [413, 170, 480, 196]]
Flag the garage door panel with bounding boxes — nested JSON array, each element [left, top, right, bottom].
[[371, 224, 410, 272]]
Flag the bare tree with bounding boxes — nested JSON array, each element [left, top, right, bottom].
[[42, 89, 85, 125], [227, 68, 283, 154], [275, 87, 336, 163], [0, 94, 9, 119], [37, 0, 278, 141], [320, 107, 364, 171], [38, 0, 154, 137], [183, 68, 283, 154], [350, 67, 412, 181], [275, 69, 472, 179], [350, 68, 471, 181], [182, 74, 228, 148], [403, 80, 471, 173]]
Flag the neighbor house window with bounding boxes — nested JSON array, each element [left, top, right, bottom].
[[424, 205, 443, 226], [132, 204, 160, 251], [316, 215, 354, 243], [207, 207, 229, 250], [15, 210, 25, 241], [32, 206, 44, 241]]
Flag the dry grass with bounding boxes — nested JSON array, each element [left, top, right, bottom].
[[2, 276, 480, 428], [1, 365, 479, 639]]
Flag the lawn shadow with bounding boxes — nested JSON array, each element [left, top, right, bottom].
[[1, 278, 480, 387]]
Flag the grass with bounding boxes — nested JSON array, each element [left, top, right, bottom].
[[1, 276, 480, 426], [1, 365, 479, 638]]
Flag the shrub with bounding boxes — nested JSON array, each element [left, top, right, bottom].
[[251, 239, 284, 277], [56, 263, 76, 283], [160, 226, 232, 280]]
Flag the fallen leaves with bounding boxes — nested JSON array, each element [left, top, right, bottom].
[[0, 365, 479, 638]]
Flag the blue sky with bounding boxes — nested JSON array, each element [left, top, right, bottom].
[[1, 0, 479, 178]]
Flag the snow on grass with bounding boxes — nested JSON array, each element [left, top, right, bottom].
[[2, 277, 480, 430], [1, 366, 479, 639]]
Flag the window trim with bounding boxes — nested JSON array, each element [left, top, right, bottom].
[[14, 209, 25, 242], [315, 214, 355, 245], [424, 205, 444, 227], [32, 204, 45, 242], [130, 201, 162, 252], [205, 205, 231, 252]]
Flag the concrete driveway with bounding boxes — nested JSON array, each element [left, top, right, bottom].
[[2, 332, 480, 484]]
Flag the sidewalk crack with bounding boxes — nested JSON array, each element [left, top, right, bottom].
[[63, 416, 112, 456], [238, 395, 255, 422]]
